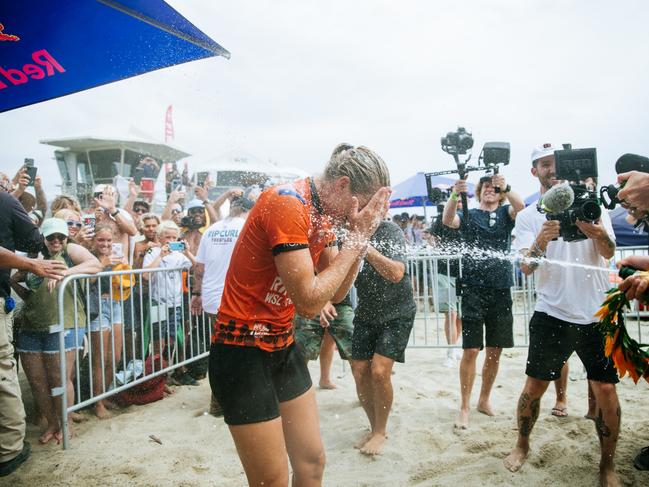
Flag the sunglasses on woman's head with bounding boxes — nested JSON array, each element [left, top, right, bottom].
[[66, 220, 83, 228], [489, 212, 497, 227], [46, 233, 67, 242]]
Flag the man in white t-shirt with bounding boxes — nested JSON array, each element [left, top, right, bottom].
[[190, 187, 258, 414], [504, 144, 620, 487]]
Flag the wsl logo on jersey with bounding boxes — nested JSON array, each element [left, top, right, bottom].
[[264, 276, 292, 307]]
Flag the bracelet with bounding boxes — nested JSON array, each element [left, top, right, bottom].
[[110, 209, 120, 218], [191, 291, 201, 296], [503, 184, 511, 194], [202, 200, 210, 206], [449, 192, 459, 202], [531, 241, 545, 257]]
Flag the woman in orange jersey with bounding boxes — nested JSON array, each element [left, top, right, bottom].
[[209, 144, 391, 487]]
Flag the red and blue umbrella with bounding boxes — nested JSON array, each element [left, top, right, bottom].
[[0, 0, 230, 113]]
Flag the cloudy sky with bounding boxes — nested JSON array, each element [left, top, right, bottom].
[[2, 0, 649, 202]]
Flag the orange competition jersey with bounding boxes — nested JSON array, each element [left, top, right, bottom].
[[213, 178, 335, 352]]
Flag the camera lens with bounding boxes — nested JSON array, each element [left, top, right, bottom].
[[580, 200, 601, 221]]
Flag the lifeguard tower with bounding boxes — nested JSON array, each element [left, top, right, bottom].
[[41, 136, 190, 208]]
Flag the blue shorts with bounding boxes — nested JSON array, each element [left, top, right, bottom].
[[17, 328, 86, 354], [89, 297, 123, 332]]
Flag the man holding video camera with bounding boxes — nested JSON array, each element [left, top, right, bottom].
[[442, 170, 524, 429], [504, 144, 619, 487]]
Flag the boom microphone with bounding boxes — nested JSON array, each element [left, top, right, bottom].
[[538, 183, 575, 213], [615, 153, 649, 174]]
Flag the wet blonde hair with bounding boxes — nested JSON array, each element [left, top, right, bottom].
[[323, 143, 390, 195]]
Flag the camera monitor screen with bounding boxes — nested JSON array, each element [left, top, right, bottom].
[[554, 148, 598, 181]]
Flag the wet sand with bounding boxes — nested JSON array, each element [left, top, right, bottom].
[[9, 347, 649, 486]]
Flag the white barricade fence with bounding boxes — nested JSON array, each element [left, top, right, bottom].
[[55, 266, 212, 449], [49, 246, 648, 449], [405, 246, 648, 349]]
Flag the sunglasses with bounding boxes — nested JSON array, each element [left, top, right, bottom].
[[489, 212, 497, 227], [46, 233, 67, 242], [134, 207, 148, 214], [66, 220, 83, 229], [171, 209, 182, 215]]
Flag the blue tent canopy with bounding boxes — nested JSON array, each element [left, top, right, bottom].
[[390, 172, 475, 208], [0, 0, 230, 113], [609, 206, 648, 247]]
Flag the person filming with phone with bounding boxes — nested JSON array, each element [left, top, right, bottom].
[[143, 220, 195, 365]]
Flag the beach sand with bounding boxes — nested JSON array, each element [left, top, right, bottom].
[[9, 347, 649, 486]]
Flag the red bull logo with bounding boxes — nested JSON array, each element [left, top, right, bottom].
[[0, 23, 20, 41], [0, 49, 65, 90]]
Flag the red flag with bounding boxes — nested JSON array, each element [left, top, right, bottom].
[[165, 105, 174, 142]]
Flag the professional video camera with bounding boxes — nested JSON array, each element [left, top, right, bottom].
[[537, 144, 601, 242], [426, 127, 510, 227]]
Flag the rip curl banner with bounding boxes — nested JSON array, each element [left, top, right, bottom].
[[0, 0, 230, 113]]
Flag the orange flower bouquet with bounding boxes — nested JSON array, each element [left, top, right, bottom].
[[595, 287, 649, 384]]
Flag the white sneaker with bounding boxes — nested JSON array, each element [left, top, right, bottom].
[[444, 356, 455, 368], [452, 348, 462, 360]]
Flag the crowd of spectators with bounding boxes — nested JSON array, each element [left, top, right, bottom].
[[0, 157, 253, 476], [1, 150, 648, 481]]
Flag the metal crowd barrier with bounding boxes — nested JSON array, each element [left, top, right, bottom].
[[49, 246, 648, 449], [55, 266, 212, 450], [405, 246, 648, 348]]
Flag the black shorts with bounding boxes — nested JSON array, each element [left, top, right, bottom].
[[208, 342, 312, 425], [351, 311, 415, 363], [461, 287, 513, 349], [525, 311, 619, 383]]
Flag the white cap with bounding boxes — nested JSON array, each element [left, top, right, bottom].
[[186, 199, 204, 210], [41, 218, 69, 237], [531, 143, 556, 164], [93, 184, 109, 194]]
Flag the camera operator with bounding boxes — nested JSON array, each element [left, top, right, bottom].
[[504, 144, 619, 487], [442, 172, 524, 429]]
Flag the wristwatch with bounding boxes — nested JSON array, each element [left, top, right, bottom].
[[502, 184, 511, 194], [202, 200, 210, 206], [110, 209, 120, 218]]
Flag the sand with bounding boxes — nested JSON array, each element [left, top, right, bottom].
[[8, 347, 649, 487]]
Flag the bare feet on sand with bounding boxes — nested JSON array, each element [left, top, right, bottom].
[[477, 401, 495, 417], [39, 424, 60, 444], [360, 433, 386, 455], [503, 447, 529, 472], [94, 402, 113, 420], [599, 466, 620, 487], [354, 432, 373, 449], [454, 409, 470, 429], [70, 411, 87, 423], [319, 380, 337, 390]]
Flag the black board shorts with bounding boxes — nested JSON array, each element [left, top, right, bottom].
[[461, 286, 514, 349], [208, 341, 312, 425], [525, 311, 619, 383], [351, 311, 415, 363]]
